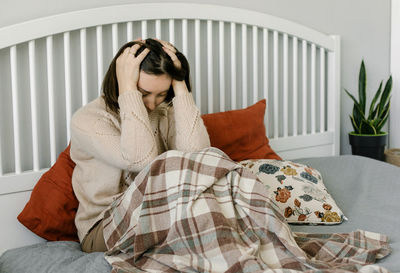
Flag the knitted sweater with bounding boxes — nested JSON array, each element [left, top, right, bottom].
[[70, 90, 211, 242]]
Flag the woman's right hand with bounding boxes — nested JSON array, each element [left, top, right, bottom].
[[116, 41, 150, 95]]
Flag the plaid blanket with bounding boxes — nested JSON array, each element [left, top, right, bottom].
[[102, 148, 391, 273]]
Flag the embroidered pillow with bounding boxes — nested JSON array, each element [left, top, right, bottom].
[[201, 99, 281, 161], [239, 159, 346, 224]]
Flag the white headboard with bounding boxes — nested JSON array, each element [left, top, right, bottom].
[[0, 3, 340, 254]]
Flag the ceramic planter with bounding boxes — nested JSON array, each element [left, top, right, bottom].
[[349, 132, 388, 161]]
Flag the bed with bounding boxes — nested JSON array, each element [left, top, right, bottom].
[[0, 2, 399, 273]]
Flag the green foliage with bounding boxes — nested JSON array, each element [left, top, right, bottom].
[[345, 60, 392, 135]]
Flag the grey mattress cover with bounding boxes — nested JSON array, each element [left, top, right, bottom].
[[1, 155, 399, 273], [292, 155, 400, 273]]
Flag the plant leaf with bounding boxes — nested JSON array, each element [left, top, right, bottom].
[[358, 60, 367, 115], [368, 81, 382, 120], [352, 105, 362, 130], [344, 89, 365, 119], [372, 118, 381, 128], [376, 115, 389, 133], [378, 76, 392, 117], [360, 119, 376, 135], [349, 115, 360, 133], [376, 100, 391, 132]]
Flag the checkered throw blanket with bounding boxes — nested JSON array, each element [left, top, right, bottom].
[[102, 148, 391, 273]]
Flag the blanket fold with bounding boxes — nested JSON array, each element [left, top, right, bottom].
[[102, 148, 391, 273]]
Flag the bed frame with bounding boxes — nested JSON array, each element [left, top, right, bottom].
[[0, 3, 340, 254]]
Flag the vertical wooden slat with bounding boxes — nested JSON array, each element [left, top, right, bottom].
[[219, 21, 225, 112], [182, 20, 188, 57], [10, 46, 21, 174], [80, 29, 88, 106], [293, 37, 298, 136], [242, 24, 247, 108], [155, 19, 161, 39], [328, 35, 341, 156], [320, 48, 326, 132], [141, 21, 148, 40], [96, 26, 103, 96], [302, 40, 307, 135], [230, 22, 236, 109], [195, 19, 201, 110], [46, 36, 56, 165], [252, 26, 258, 104], [311, 43, 316, 134], [169, 19, 175, 44], [207, 20, 213, 114], [263, 29, 268, 124], [64, 32, 72, 142], [112, 24, 118, 56], [28, 41, 39, 171], [127, 22, 133, 42], [273, 31, 279, 139], [283, 33, 289, 137]]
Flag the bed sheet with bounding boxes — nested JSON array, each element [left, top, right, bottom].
[[1, 155, 399, 273], [0, 241, 111, 273], [292, 155, 400, 273]]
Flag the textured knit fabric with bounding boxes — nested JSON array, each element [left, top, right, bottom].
[[70, 90, 210, 242]]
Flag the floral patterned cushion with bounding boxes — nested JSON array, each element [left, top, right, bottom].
[[239, 159, 347, 224]]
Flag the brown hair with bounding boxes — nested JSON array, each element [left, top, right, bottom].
[[101, 38, 191, 114]]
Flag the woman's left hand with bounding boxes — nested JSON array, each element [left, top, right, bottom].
[[155, 38, 188, 96]]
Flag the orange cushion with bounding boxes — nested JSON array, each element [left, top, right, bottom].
[[201, 99, 281, 161], [17, 145, 79, 242]]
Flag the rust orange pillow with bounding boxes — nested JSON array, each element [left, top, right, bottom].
[[201, 99, 281, 161], [17, 145, 79, 242]]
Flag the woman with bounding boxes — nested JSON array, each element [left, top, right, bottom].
[[70, 38, 211, 253]]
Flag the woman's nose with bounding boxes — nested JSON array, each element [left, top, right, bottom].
[[145, 98, 156, 111]]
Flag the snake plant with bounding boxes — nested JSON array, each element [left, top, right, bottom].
[[345, 60, 392, 135]]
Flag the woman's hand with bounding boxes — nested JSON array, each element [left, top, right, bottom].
[[116, 39, 150, 95], [155, 38, 188, 96]]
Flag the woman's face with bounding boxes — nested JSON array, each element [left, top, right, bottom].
[[137, 71, 172, 113]]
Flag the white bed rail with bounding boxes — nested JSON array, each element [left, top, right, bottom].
[[0, 3, 340, 180]]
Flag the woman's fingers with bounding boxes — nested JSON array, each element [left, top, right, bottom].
[[127, 43, 142, 56], [117, 42, 149, 94], [155, 38, 177, 53], [155, 39, 181, 69], [162, 46, 181, 69], [135, 47, 150, 62]]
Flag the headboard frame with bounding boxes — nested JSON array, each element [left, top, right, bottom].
[[0, 2, 340, 254]]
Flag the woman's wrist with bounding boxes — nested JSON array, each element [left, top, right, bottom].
[[172, 80, 188, 96]]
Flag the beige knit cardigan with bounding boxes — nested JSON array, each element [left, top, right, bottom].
[[70, 90, 211, 242]]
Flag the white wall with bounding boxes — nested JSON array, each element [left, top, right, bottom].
[[391, 0, 400, 149], [0, 0, 392, 155]]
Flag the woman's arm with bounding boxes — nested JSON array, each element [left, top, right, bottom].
[[167, 91, 211, 152], [155, 39, 210, 152], [71, 42, 158, 172], [71, 90, 158, 172]]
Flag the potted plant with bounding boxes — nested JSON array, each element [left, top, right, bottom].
[[345, 60, 392, 161]]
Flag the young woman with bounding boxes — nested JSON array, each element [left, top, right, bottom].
[[70, 38, 211, 252]]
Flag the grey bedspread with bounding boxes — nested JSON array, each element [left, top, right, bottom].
[[292, 155, 400, 273], [1, 155, 399, 273], [0, 241, 111, 273]]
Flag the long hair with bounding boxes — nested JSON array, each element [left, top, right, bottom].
[[101, 38, 191, 114]]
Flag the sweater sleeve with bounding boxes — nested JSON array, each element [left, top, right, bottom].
[[167, 92, 211, 151], [71, 90, 158, 172]]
